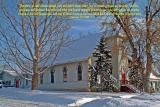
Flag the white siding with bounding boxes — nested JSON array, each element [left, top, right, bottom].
[[39, 60, 89, 91], [20, 78, 31, 88]]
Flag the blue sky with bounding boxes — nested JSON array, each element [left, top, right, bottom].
[[1, 0, 147, 37], [68, 18, 101, 36], [69, 0, 147, 36]]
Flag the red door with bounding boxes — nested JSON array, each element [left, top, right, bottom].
[[16, 80, 19, 88], [121, 68, 126, 85]]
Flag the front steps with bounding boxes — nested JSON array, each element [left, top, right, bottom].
[[120, 84, 140, 93]]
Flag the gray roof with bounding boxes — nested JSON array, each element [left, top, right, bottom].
[[2, 70, 18, 77], [53, 33, 102, 65]]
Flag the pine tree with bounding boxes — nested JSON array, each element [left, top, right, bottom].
[[88, 65, 98, 91], [91, 36, 113, 92], [128, 65, 143, 91]]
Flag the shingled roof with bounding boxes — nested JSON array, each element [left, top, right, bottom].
[[53, 33, 102, 65]]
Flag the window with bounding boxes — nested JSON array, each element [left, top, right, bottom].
[[50, 68, 55, 83], [63, 67, 67, 82], [77, 64, 82, 81], [5, 81, 11, 86], [0, 73, 2, 80], [40, 73, 43, 84], [26, 75, 28, 85]]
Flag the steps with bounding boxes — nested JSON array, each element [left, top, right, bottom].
[[120, 84, 140, 93]]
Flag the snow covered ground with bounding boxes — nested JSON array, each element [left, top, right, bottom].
[[0, 87, 160, 107]]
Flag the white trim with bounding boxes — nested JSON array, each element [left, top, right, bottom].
[[53, 58, 89, 66]]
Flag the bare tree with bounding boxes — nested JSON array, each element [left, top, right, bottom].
[[100, 0, 160, 92], [0, 0, 72, 90], [77, 0, 160, 92], [143, 0, 160, 92]]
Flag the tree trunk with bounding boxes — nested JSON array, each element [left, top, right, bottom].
[[144, 6, 153, 92], [143, 74, 149, 92], [32, 61, 39, 90], [31, 0, 39, 90], [144, 50, 152, 92]]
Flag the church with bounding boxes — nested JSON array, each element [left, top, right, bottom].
[[38, 34, 125, 91], [38, 34, 160, 92]]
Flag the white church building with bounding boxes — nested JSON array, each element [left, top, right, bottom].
[[38, 34, 160, 92], [38, 34, 128, 91]]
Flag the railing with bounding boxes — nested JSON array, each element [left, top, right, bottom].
[[120, 80, 140, 93]]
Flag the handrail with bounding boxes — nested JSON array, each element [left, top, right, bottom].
[[120, 80, 140, 93]]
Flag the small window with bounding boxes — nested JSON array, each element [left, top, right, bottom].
[[77, 64, 82, 81], [40, 73, 43, 84], [5, 81, 11, 86], [26, 75, 28, 85], [26, 80, 28, 85], [0, 74, 2, 80], [63, 67, 67, 82], [50, 68, 55, 83]]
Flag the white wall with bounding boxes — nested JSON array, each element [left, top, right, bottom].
[[20, 78, 31, 88], [39, 60, 89, 91], [105, 36, 128, 81]]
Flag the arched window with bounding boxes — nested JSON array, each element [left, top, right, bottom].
[[77, 64, 82, 81], [26, 75, 28, 85], [40, 73, 43, 84], [63, 67, 67, 82], [50, 68, 55, 83]]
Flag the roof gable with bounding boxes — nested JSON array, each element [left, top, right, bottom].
[[2, 70, 18, 77], [53, 33, 102, 65]]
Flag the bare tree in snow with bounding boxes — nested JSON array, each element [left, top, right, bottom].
[[0, 0, 72, 90]]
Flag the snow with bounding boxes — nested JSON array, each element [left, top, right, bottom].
[[2, 70, 18, 76], [150, 73, 160, 80], [0, 88, 160, 107], [120, 94, 137, 99], [68, 97, 100, 107], [47, 34, 102, 66]]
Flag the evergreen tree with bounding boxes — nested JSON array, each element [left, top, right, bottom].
[[91, 36, 113, 92], [128, 65, 143, 91], [88, 65, 98, 91]]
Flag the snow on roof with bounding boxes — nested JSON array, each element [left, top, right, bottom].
[[47, 33, 123, 66], [3, 70, 18, 77], [152, 62, 160, 78], [50, 33, 102, 65], [150, 73, 160, 80]]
